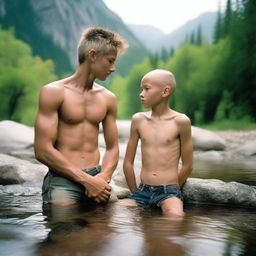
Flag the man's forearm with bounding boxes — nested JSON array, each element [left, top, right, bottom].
[[35, 146, 92, 184], [101, 147, 119, 181]]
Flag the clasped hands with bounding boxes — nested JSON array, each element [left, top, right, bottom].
[[86, 174, 111, 203]]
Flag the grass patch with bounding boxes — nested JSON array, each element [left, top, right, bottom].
[[198, 120, 256, 131]]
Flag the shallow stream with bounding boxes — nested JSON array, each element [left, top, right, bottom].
[[1, 159, 256, 256]]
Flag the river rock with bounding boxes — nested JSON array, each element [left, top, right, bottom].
[[234, 140, 256, 157], [192, 126, 226, 151], [0, 120, 34, 153], [0, 153, 47, 185], [0, 184, 41, 196], [194, 150, 224, 161], [182, 178, 256, 208], [111, 177, 256, 208], [116, 120, 131, 140]]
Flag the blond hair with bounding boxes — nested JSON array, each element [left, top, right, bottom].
[[77, 27, 128, 64]]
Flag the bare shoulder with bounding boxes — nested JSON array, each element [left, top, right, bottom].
[[130, 112, 149, 131], [132, 112, 149, 123], [40, 81, 64, 96], [39, 82, 64, 108], [174, 113, 191, 128], [95, 83, 116, 100]]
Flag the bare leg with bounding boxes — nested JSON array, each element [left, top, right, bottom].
[[115, 199, 138, 206], [51, 189, 78, 207], [160, 197, 184, 218]]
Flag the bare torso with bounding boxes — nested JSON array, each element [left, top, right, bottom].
[[137, 112, 183, 185], [54, 82, 109, 169]]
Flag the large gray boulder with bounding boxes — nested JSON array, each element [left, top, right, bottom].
[[0, 120, 34, 153], [0, 153, 47, 185], [182, 178, 256, 208], [234, 140, 256, 157], [192, 126, 226, 151]]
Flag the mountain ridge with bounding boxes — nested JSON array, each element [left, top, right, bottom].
[[129, 12, 218, 52], [0, 0, 148, 75]]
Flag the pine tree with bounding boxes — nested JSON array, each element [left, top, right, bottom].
[[213, 3, 223, 43], [169, 47, 175, 57], [196, 25, 202, 45], [189, 32, 195, 45], [160, 48, 169, 62], [231, 0, 256, 119], [223, 0, 233, 37]]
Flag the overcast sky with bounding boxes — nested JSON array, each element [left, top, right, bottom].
[[103, 0, 226, 34]]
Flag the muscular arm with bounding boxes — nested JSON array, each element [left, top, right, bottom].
[[123, 115, 140, 192], [176, 116, 193, 186], [99, 93, 119, 182], [34, 85, 110, 201]]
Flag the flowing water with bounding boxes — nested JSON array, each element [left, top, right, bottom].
[[1, 159, 256, 256]]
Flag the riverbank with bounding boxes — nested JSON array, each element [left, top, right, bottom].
[[214, 130, 256, 151]]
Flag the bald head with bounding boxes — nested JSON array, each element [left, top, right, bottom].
[[142, 69, 176, 93]]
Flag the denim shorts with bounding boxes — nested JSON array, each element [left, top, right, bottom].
[[128, 183, 183, 208], [42, 166, 101, 205]]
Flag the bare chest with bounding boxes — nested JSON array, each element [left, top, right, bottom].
[[139, 120, 180, 146], [59, 90, 107, 124]]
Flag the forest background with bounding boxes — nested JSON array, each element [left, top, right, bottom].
[[0, 0, 255, 130]]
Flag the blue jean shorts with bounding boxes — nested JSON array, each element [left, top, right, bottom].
[[42, 166, 101, 205], [128, 184, 183, 208]]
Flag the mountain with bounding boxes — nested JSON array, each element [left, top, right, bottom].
[[0, 0, 149, 76], [129, 12, 218, 52], [128, 24, 165, 52]]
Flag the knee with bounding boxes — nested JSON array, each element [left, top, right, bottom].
[[162, 207, 185, 218], [115, 199, 138, 206]]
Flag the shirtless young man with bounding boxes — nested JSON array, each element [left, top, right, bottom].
[[123, 69, 193, 217], [34, 27, 127, 206]]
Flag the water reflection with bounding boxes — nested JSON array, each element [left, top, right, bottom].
[[1, 162, 256, 256], [192, 158, 256, 186], [33, 202, 256, 256], [36, 204, 113, 256]]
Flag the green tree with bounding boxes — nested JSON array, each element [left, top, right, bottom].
[[160, 48, 169, 62], [0, 28, 57, 125], [165, 40, 229, 124], [213, 5, 223, 43], [223, 0, 233, 37], [196, 25, 203, 46], [124, 59, 153, 118], [108, 75, 127, 119], [217, 0, 256, 121], [149, 53, 159, 68], [189, 32, 196, 45]]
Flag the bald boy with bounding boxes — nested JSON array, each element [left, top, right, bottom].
[[122, 69, 193, 217]]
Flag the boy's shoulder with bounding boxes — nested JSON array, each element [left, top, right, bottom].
[[172, 111, 191, 127], [132, 111, 151, 121]]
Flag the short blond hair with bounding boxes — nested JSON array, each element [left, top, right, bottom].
[[77, 27, 128, 64]]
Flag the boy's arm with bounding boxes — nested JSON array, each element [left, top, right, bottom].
[[99, 93, 119, 182], [176, 115, 193, 186], [123, 115, 140, 192], [34, 85, 110, 201]]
